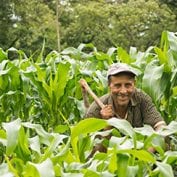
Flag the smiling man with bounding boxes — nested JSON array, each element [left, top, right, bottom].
[[85, 63, 166, 130], [85, 63, 166, 155]]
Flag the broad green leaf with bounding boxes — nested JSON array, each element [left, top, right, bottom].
[[5, 155, 19, 176], [16, 127, 31, 161], [29, 136, 41, 155], [54, 124, 69, 134], [55, 62, 70, 100], [52, 138, 74, 164], [117, 154, 129, 177], [107, 118, 135, 140], [172, 86, 177, 96], [154, 46, 171, 73], [108, 148, 117, 173], [41, 134, 67, 161], [0, 163, 14, 177], [2, 118, 21, 155], [156, 161, 174, 177], [71, 118, 107, 161], [167, 31, 177, 52], [77, 135, 91, 162], [118, 47, 134, 64], [107, 47, 117, 57], [71, 118, 107, 141], [33, 63, 46, 82], [0, 129, 6, 145], [160, 31, 169, 51], [0, 60, 9, 70], [30, 158, 55, 177], [127, 165, 139, 177], [61, 172, 83, 177], [83, 169, 100, 177], [61, 47, 81, 57], [134, 125, 155, 136], [163, 151, 177, 164], [109, 136, 144, 150], [142, 61, 164, 102], [22, 122, 53, 145], [0, 48, 7, 62], [117, 149, 155, 163], [23, 162, 40, 177], [158, 121, 177, 137]]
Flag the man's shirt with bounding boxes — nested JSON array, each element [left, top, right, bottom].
[[85, 89, 164, 128]]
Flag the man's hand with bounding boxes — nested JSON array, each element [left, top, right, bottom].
[[100, 104, 114, 119]]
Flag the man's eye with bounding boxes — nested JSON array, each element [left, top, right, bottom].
[[125, 83, 132, 87], [114, 84, 121, 88]]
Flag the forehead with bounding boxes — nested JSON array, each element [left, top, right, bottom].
[[111, 75, 134, 82], [109, 73, 135, 83]]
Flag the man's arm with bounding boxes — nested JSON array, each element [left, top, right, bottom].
[[140, 91, 166, 128]]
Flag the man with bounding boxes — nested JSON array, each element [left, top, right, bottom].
[[85, 63, 166, 154]]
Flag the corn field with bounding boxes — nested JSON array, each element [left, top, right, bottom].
[[0, 31, 177, 176]]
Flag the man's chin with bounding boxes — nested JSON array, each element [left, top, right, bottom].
[[117, 100, 129, 106]]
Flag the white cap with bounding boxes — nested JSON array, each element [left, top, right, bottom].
[[107, 63, 136, 77]]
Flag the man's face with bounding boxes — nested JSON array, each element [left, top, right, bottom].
[[109, 74, 135, 107]]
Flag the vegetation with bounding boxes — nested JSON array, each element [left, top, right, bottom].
[[1, 1, 177, 176], [0, 31, 177, 176], [0, 0, 177, 55]]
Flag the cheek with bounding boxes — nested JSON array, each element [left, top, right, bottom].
[[110, 87, 120, 93], [127, 87, 135, 94]]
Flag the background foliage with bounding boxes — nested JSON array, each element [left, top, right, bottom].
[[0, 0, 177, 55], [0, 29, 177, 177], [0, 0, 177, 176]]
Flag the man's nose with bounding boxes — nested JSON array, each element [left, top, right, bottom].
[[119, 85, 127, 93]]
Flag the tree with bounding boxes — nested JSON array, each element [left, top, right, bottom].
[[0, 0, 57, 56], [0, 0, 177, 54], [0, 0, 15, 49], [60, 0, 177, 51]]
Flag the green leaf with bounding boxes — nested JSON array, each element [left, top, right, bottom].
[[71, 118, 107, 161], [2, 118, 21, 155], [107, 118, 136, 140], [158, 121, 177, 137], [61, 172, 83, 177], [55, 62, 70, 100], [163, 151, 177, 164], [117, 154, 129, 177], [83, 169, 100, 177], [29, 136, 41, 155], [118, 47, 134, 64], [167, 31, 177, 52], [127, 165, 139, 177], [16, 127, 31, 161], [142, 61, 164, 102], [134, 125, 155, 136], [29, 159, 55, 177], [71, 118, 107, 141], [0, 163, 14, 177], [108, 148, 117, 173], [117, 149, 155, 163], [156, 161, 174, 177], [41, 134, 67, 161], [22, 122, 53, 145], [0, 48, 7, 62]]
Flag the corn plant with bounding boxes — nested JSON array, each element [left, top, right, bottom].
[[0, 118, 177, 176], [0, 31, 177, 176]]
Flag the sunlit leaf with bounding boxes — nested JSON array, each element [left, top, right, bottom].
[[2, 118, 21, 155], [156, 161, 174, 177]]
